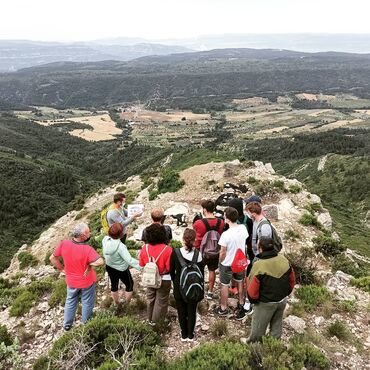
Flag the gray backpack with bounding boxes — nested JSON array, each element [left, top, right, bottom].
[[200, 218, 222, 259]]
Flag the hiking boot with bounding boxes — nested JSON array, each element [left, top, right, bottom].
[[213, 306, 229, 316], [206, 292, 215, 300], [235, 308, 246, 321]]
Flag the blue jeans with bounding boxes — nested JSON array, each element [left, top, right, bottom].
[[64, 283, 96, 328]]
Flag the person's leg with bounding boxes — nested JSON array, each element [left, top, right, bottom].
[[106, 265, 120, 305], [219, 264, 232, 311], [187, 302, 198, 339], [269, 301, 287, 339], [152, 280, 171, 322], [64, 286, 80, 329], [175, 296, 189, 339], [248, 302, 276, 342], [146, 288, 156, 322], [235, 274, 245, 305], [81, 283, 96, 323], [120, 269, 134, 304], [208, 270, 216, 293]]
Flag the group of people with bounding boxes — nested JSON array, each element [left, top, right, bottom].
[[50, 192, 296, 343]]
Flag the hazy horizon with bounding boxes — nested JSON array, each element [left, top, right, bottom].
[[2, 0, 370, 42]]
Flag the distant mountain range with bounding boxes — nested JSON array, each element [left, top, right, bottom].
[[1, 34, 370, 72], [0, 40, 192, 72]]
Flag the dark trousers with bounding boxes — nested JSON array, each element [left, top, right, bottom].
[[175, 295, 198, 339]]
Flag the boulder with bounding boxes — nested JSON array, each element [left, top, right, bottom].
[[317, 211, 332, 230], [164, 203, 189, 216], [263, 204, 279, 221], [284, 315, 306, 333], [314, 316, 325, 326], [278, 198, 300, 220]]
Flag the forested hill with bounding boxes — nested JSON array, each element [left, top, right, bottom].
[[0, 114, 170, 271], [2, 48, 370, 108]]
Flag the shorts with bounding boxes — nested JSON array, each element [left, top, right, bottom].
[[106, 265, 134, 292], [202, 256, 219, 272], [219, 263, 245, 286]]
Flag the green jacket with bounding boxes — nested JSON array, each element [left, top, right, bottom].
[[102, 236, 141, 272]]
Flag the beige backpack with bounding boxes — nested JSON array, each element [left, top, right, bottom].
[[141, 245, 167, 289]]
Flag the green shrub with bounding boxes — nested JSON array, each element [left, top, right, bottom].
[[288, 337, 330, 369], [167, 341, 251, 370], [272, 180, 285, 191], [0, 277, 13, 290], [44, 251, 52, 265], [351, 276, 370, 293], [313, 235, 345, 257], [331, 254, 366, 277], [157, 171, 185, 194], [305, 203, 323, 214], [125, 240, 143, 250], [9, 291, 38, 317], [0, 325, 13, 346], [289, 184, 301, 194], [149, 189, 159, 200], [0, 338, 23, 370], [35, 316, 161, 370], [285, 247, 318, 285], [295, 285, 331, 311], [211, 320, 228, 338], [48, 279, 67, 307], [326, 320, 351, 341], [169, 239, 182, 249], [336, 300, 357, 313], [18, 251, 38, 269], [247, 176, 260, 185], [284, 229, 301, 241], [299, 213, 321, 228]]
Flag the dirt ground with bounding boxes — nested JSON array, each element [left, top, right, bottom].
[[121, 110, 210, 122]]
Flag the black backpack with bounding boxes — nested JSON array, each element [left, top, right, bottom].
[[257, 219, 283, 252], [175, 248, 204, 303]]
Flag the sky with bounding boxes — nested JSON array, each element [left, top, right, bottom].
[[1, 0, 370, 42]]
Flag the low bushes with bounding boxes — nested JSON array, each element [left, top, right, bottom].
[[295, 285, 331, 312], [168, 337, 329, 370], [285, 247, 318, 285], [299, 213, 321, 228], [313, 235, 345, 257], [33, 316, 161, 370], [326, 320, 351, 341], [157, 171, 185, 194], [18, 251, 38, 269], [9, 291, 38, 317], [351, 276, 370, 293], [0, 325, 13, 346], [211, 320, 228, 338], [169, 240, 182, 249], [48, 279, 67, 308]]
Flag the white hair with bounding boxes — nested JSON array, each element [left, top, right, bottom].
[[71, 222, 89, 238]]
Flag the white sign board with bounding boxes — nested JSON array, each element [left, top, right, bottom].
[[127, 204, 144, 218]]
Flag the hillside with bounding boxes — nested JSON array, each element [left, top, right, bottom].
[[0, 160, 369, 369], [2, 49, 370, 108]]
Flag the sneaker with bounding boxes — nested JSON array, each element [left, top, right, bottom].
[[245, 307, 254, 316], [187, 337, 195, 342], [206, 292, 214, 300], [148, 320, 156, 326], [63, 325, 72, 331], [213, 306, 229, 316], [235, 308, 246, 321], [243, 301, 251, 311], [181, 337, 188, 342]]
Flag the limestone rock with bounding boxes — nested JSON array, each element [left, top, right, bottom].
[[37, 302, 50, 312], [277, 198, 301, 220], [317, 211, 332, 230], [314, 316, 325, 326], [164, 203, 189, 216], [263, 204, 279, 221], [284, 315, 306, 333]]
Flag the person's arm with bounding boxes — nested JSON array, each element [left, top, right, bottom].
[[119, 245, 141, 271], [247, 275, 260, 303], [219, 245, 227, 263], [170, 251, 176, 281], [89, 257, 104, 267], [139, 246, 146, 267], [164, 248, 172, 273], [50, 255, 64, 273], [289, 268, 296, 294]]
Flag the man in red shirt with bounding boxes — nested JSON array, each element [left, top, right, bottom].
[[193, 200, 225, 300], [50, 222, 104, 331]]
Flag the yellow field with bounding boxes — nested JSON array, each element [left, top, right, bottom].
[[121, 110, 210, 122]]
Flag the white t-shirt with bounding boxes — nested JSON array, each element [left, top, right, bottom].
[[179, 247, 202, 263], [219, 224, 249, 266]]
